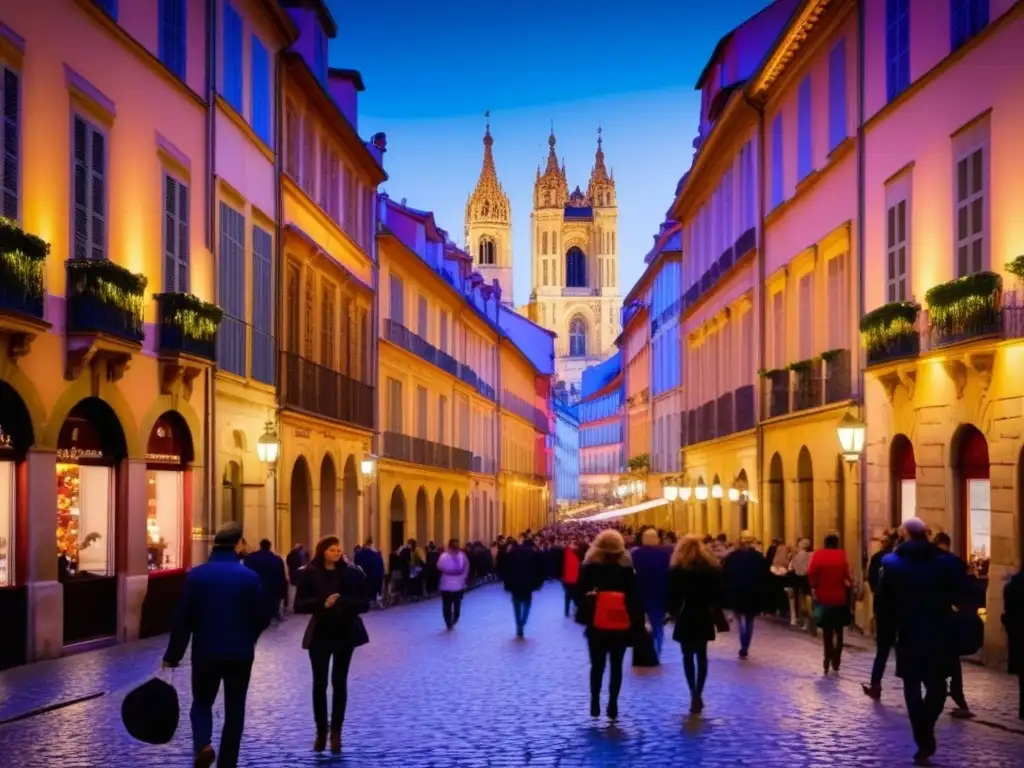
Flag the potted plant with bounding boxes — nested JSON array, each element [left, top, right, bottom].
[[924, 271, 1001, 343], [860, 301, 920, 365]]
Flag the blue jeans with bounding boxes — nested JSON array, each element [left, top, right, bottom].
[[646, 610, 665, 656], [735, 611, 756, 652], [512, 594, 532, 632], [190, 659, 252, 767]]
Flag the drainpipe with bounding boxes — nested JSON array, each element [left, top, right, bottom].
[[745, 94, 767, 542], [204, 0, 217, 554], [856, 0, 868, 573], [371, 198, 380, 547], [273, 51, 285, 549]]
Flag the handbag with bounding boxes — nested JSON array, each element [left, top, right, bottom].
[[631, 626, 659, 667], [953, 608, 984, 656], [593, 591, 631, 631], [712, 606, 730, 633]]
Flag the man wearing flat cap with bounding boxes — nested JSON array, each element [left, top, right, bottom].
[[163, 522, 269, 768]]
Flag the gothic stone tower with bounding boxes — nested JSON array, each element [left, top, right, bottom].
[[465, 116, 513, 306], [530, 128, 621, 400]]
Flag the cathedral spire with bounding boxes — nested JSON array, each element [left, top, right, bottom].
[[588, 125, 614, 206], [465, 110, 510, 228], [544, 121, 560, 175], [591, 126, 609, 183]]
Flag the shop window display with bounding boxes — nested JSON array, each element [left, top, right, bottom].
[[967, 479, 991, 580], [147, 470, 182, 571], [0, 461, 12, 587], [899, 480, 916, 523], [56, 463, 112, 580]]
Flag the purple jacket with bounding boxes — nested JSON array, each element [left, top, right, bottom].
[[631, 545, 672, 616], [437, 550, 469, 592]]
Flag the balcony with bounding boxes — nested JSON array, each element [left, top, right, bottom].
[[0, 219, 50, 356], [154, 293, 221, 396], [385, 318, 494, 400], [760, 352, 854, 421], [65, 258, 146, 381], [383, 431, 472, 472], [923, 272, 1002, 350], [472, 455, 497, 474], [681, 384, 756, 447], [502, 389, 549, 433], [281, 351, 374, 430]]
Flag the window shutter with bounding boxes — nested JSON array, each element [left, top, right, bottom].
[[2, 68, 19, 221], [951, 0, 967, 49], [160, 0, 186, 79], [90, 126, 106, 260], [828, 40, 847, 151], [797, 76, 812, 181], [223, 2, 243, 111], [73, 117, 88, 259], [771, 114, 783, 208], [164, 176, 178, 291], [177, 181, 189, 290]]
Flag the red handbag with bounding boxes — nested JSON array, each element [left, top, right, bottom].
[[593, 591, 631, 631]]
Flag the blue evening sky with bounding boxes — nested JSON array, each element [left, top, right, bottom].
[[328, 0, 772, 304]]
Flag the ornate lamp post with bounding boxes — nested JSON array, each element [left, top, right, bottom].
[[256, 420, 280, 546], [837, 412, 867, 463]]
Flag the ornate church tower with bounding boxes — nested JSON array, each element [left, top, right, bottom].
[[530, 127, 621, 401], [464, 115, 513, 306]]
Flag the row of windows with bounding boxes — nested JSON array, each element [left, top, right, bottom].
[[578, 392, 621, 423], [651, 413, 682, 474], [502, 424, 538, 476], [284, 103, 374, 253], [580, 448, 622, 475], [652, 326, 681, 396], [580, 421, 621, 448], [384, 377, 497, 458], [687, 307, 755, 407]]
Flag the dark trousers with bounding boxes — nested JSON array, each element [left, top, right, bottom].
[[309, 645, 355, 731], [902, 675, 948, 749], [870, 620, 896, 687], [442, 590, 464, 627], [822, 626, 844, 668], [562, 582, 575, 617], [735, 611, 756, 651], [190, 659, 253, 768], [588, 638, 627, 702], [1018, 673, 1023, 719], [512, 594, 533, 632], [682, 642, 709, 696], [948, 658, 969, 709]]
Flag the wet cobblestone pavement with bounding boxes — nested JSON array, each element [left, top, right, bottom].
[[1, 583, 1022, 767]]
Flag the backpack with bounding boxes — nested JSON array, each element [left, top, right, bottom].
[[593, 591, 631, 631]]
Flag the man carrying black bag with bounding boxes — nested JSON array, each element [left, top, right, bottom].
[[162, 523, 269, 768]]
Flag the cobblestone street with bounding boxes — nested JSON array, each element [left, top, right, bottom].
[[1, 583, 1022, 768]]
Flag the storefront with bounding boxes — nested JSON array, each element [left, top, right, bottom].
[[890, 435, 917, 526], [56, 398, 126, 646], [0, 382, 33, 669], [139, 412, 193, 638], [955, 426, 990, 613]]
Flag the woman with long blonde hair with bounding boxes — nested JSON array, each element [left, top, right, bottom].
[[666, 535, 723, 714], [576, 529, 644, 720]]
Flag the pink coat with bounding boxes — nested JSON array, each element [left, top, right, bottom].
[[437, 550, 469, 592]]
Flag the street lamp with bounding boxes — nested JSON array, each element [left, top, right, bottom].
[[616, 483, 628, 499], [663, 482, 679, 502], [711, 481, 723, 500], [256, 420, 280, 546], [680, 486, 692, 502], [694, 481, 709, 501], [727, 487, 740, 503], [361, 454, 377, 484], [837, 412, 867, 463]]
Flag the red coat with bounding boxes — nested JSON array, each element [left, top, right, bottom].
[[807, 548, 851, 607], [562, 548, 580, 585]]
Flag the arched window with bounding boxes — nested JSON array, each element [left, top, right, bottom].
[[544, 191, 552, 206], [478, 237, 495, 265], [569, 316, 587, 357], [566, 246, 586, 288], [542, 231, 548, 255]]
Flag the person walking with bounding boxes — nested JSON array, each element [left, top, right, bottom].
[[576, 529, 643, 720], [501, 535, 546, 637], [561, 536, 586, 617], [666, 535, 723, 714], [632, 528, 671, 657], [162, 523, 268, 768], [789, 538, 813, 627], [354, 538, 386, 607], [1003, 566, 1024, 720], [877, 517, 966, 765], [438, 538, 470, 629], [294, 535, 371, 755], [722, 531, 766, 659], [807, 532, 852, 675], [863, 530, 898, 699], [244, 539, 288, 622], [933, 532, 975, 718]]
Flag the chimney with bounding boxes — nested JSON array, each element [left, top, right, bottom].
[[327, 68, 364, 130], [367, 132, 387, 168]]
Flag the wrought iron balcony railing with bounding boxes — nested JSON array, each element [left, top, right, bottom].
[[281, 351, 374, 430], [155, 292, 220, 362], [65, 259, 145, 343], [382, 431, 472, 472]]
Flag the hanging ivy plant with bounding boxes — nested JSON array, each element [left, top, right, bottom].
[[0, 249, 45, 301], [627, 453, 650, 472], [924, 271, 1001, 331], [788, 358, 816, 374], [758, 367, 788, 379], [67, 259, 147, 322], [154, 293, 224, 342], [820, 348, 847, 363], [860, 301, 919, 355], [0, 217, 49, 262]]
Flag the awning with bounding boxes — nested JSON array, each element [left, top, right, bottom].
[[579, 498, 668, 522]]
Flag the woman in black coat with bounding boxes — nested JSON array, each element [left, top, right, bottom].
[[576, 529, 644, 720], [666, 535, 723, 714], [294, 535, 371, 754], [1004, 567, 1024, 720]]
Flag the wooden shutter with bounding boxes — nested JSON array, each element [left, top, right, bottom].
[[73, 116, 106, 260], [163, 176, 189, 292], [2, 68, 19, 221]]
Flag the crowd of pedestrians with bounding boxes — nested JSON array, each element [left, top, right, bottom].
[[155, 516, 1024, 768]]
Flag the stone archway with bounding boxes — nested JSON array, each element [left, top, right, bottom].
[[952, 424, 990, 567], [710, 474, 723, 534], [415, 487, 429, 546], [890, 434, 916, 527], [450, 492, 461, 542], [342, 455, 359, 552], [797, 447, 814, 543], [389, 486, 406, 553], [433, 489, 445, 546], [290, 456, 313, 550], [0, 381, 33, 667], [769, 453, 785, 541], [320, 454, 337, 545], [736, 469, 750, 534]]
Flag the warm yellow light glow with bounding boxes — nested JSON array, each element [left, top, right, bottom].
[[837, 412, 866, 462], [680, 486, 692, 502], [695, 483, 708, 502], [727, 487, 740, 502], [711, 482, 723, 499], [663, 484, 679, 502]]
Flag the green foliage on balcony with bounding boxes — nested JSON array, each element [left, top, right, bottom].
[[757, 367, 788, 378], [860, 300, 920, 354], [924, 271, 1001, 331], [788, 358, 816, 373], [820, 348, 847, 363], [0, 218, 48, 307], [67, 258, 147, 316], [154, 292, 223, 341], [627, 453, 649, 472]]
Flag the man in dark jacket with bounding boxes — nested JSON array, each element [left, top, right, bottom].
[[632, 528, 671, 657], [163, 523, 268, 768], [502, 536, 547, 637], [722, 531, 766, 659], [1003, 567, 1024, 720], [863, 530, 897, 699], [244, 539, 287, 622], [354, 537, 386, 605], [285, 543, 308, 610], [934, 531, 975, 718], [877, 518, 966, 765]]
